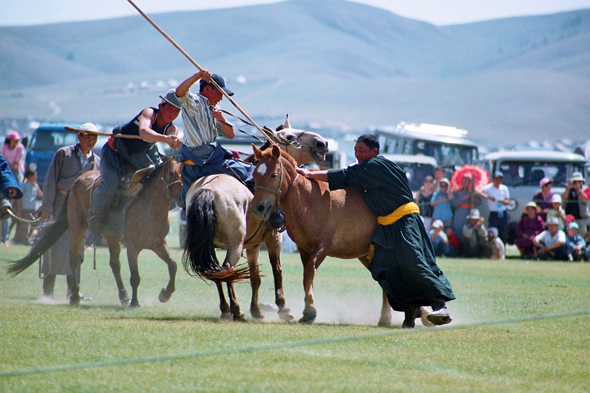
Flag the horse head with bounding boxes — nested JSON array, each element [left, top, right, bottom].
[[275, 128, 328, 165], [250, 144, 297, 220], [155, 155, 182, 204]]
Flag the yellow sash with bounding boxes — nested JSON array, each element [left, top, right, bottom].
[[377, 201, 420, 226]]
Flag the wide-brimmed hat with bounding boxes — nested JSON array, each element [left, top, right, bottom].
[[159, 89, 182, 109], [432, 220, 443, 228], [522, 201, 540, 214], [539, 177, 553, 188], [546, 217, 560, 226], [551, 194, 562, 204], [570, 172, 585, 183], [467, 209, 480, 219], [6, 131, 21, 140]]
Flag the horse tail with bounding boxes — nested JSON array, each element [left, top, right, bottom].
[[5, 204, 70, 277], [182, 189, 250, 283]]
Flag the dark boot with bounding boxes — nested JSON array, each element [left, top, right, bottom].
[[402, 304, 422, 329]]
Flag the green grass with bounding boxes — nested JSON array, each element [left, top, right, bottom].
[[1, 226, 590, 392]]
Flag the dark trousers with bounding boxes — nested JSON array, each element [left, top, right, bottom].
[[488, 211, 509, 244], [42, 272, 80, 296]]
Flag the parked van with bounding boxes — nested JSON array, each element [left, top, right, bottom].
[[381, 154, 437, 192]]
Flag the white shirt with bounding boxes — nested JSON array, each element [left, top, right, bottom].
[[535, 229, 566, 248], [482, 183, 510, 212], [177, 91, 224, 148]]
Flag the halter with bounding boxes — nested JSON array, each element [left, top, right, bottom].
[[160, 159, 182, 203], [254, 157, 294, 232], [254, 157, 285, 207]]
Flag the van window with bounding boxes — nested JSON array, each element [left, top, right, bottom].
[[30, 130, 79, 151], [498, 161, 584, 187]]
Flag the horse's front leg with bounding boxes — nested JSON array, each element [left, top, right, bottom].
[[246, 245, 263, 320], [378, 290, 393, 327], [227, 282, 246, 322], [126, 245, 141, 308], [216, 282, 231, 320], [104, 235, 130, 305], [298, 247, 326, 323], [151, 240, 177, 303], [265, 232, 293, 322]]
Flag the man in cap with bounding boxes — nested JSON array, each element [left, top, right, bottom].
[[461, 209, 488, 258], [478, 171, 510, 244], [39, 123, 101, 300], [561, 172, 588, 237], [87, 91, 182, 238], [564, 222, 586, 261], [533, 217, 567, 260], [174, 69, 255, 210]]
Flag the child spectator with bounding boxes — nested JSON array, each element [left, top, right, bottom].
[[430, 177, 453, 228], [546, 194, 565, 229], [584, 231, 590, 261], [532, 217, 568, 261], [565, 214, 575, 229], [13, 168, 42, 244], [462, 209, 488, 258], [444, 226, 460, 257], [428, 220, 449, 257], [565, 222, 586, 261], [487, 227, 505, 260], [515, 201, 545, 258]]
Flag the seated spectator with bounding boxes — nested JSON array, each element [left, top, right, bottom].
[[565, 214, 575, 229], [428, 220, 449, 257], [546, 194, 565, 229], [487, 227, 505, 260], [532, 217, 568, 261], [462, 209, 487, 258], [444, 226, 460, 257], [431, 177, 453, 228], [515, 201, 545, 258], [565, 222, 586, 261], [533, 177, 554, 221], [416, 175, 435, 231], [584, 231, 590, 261]]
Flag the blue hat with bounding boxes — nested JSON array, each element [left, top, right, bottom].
[[200, 73, 234, 96], [493, 171, 503, 178], [567, 222, 579, 230]]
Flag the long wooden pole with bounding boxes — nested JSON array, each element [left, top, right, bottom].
[[64, 126, 144, 140], [125, 0, 274, 144]]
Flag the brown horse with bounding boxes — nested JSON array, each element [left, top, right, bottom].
[[182, 126, 329, 322], [7, 156, 181, 307], [250, 145, 432, 327]]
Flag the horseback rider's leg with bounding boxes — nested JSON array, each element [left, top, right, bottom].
[[87, 150, 122, 238]]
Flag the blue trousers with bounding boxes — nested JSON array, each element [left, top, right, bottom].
[[488, 211, 509, 244]]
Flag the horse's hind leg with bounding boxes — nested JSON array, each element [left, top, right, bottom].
[[105, 236, 130, 305], [227, 282, 247, 322], [216, 282, 231, 320], [265, 233, 293, 322], [151, 241, 177, 303], [126, 245, 142, 308], [67, 228, 87, 306], [246, 246, 264, 320]]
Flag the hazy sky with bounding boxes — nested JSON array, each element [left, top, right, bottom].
[[3, 0, 590, 26]]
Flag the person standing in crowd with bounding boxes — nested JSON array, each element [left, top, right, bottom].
[[478, 171, 510, 244], [452, 175, 481, 242], [433, 166, 445, 189], [546, 194, 565, 229], [1, 131, 26, 245], [564, 222, 586, 261], [514, 201, 545, 259], [533, 177, 554, 221], [415, 175, 435, 231], [532, 217, 568, 261], [430, 177, 453, 228], [584, 231, 590, 261], [1, 154, 23, 246], [428, 220, 449, 257], [13, 168, 42, 244], [561, 172, 588, 238], [487, 227, 505, 260], [40, 124, 100, 301], [462, 208, 488, 258]]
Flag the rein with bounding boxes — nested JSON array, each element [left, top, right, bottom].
[[160, 159, 181, 203]]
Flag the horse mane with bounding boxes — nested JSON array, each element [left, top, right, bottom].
[[260, 146, 298, 172]]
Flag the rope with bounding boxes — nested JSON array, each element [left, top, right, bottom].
[[1, 309, 588, 378]]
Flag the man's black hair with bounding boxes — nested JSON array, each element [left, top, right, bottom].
[[356, 134, 380, 152]]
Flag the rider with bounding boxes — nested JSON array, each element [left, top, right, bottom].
[[175, 69, 255, 211], [87, 90, 182, 238]]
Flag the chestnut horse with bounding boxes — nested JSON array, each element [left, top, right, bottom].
[[7, 156, 181, 307], [250, 145, 432, 327], [182, 126, 329, 322]]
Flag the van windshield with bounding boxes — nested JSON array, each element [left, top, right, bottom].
[[30, 130, 79, 151], [414, 141, 477, 166], [497, 161, 586, 187]]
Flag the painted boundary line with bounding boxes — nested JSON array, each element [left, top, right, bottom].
[[2, 309, 589, 378]]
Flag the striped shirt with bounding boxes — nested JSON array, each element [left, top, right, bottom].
[[177, 91, 225, 148]]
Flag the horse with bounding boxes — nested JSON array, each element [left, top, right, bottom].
[[7, 156, 181, 308], [249, 145, 433, 328], [182, 124, 329, 322]]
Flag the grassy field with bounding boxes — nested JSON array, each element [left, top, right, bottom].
[[1, 227, 590, 392]]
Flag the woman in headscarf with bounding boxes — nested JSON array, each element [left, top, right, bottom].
[[515, 201, 545, 258]]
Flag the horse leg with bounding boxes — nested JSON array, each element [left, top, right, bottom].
[[104, 236, 130, 305], [265, 233, 293, 322], [298, 248, 325, 323], [126, 245, 141, 308], [67, 228, 87, 306], [216, 282, 232, 320], [378, 290, 393, 327], [246, 246, 264, 320], [151, 241, 177, 303], [227, 282, 247, 322]]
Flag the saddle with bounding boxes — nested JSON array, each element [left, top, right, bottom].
[[102, 165, 156, 241]]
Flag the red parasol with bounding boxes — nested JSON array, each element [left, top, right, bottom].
[[450, 165, 490, 192]]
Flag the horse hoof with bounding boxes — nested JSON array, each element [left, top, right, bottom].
[[251, 311, 265, 321], [298, 312, 316, 324], [120, 298, 131, 306], [220, 312, 232, 321], [69, 297, 80, 306], [159, 288, 172, 303], [130, 302, 141, 308], [278, 308, 294, 322], [234, 313, 248, 322], [377, 318, 392, 327]]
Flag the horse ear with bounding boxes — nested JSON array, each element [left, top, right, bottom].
[[271, 144, 281, 159], [283, 114, 291, 129], [253, 144, 263, 159]]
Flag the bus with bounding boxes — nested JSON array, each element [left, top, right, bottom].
[[374, 123, 479, 167]]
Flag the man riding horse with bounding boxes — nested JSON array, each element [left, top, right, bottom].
[[87, 91, 182, 238]]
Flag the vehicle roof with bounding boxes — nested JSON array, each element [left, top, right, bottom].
[[375, 123, 479, 148], [381, 154, 438, 165], [485, 150, 586, 162], [35, 122, 85, 131]]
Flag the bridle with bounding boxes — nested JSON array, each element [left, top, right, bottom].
[[254, 157, 285, 209], [160, 158, 182, 204]]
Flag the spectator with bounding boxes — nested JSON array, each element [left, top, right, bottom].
[[533, 177, 554, 221], [478, 171, 510, 244], [2, 131, 26, 245], [546, 194, 565, 229], [430, 177, 453, 228], [565, 222, 586, 261], [428, 220, 449, 257], [1, 154, 23, 246], [462, 209, 488, 258], [533, 217, 567, 261], [451, 175, 481, 242], [561, 172, 588, 238], [433, 166, 445, 189], [515, 201, 545, 258], [13, 168, 42, 244], [444, 226, 461, 257], [415, 175, 435, 231], [487, 227, 505, 260], [584, 231, 590, 261], [565, 214, 575, 229], [503, 163, 523, 186]]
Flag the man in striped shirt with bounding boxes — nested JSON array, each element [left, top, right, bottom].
[[175, 69, 255, 209]]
